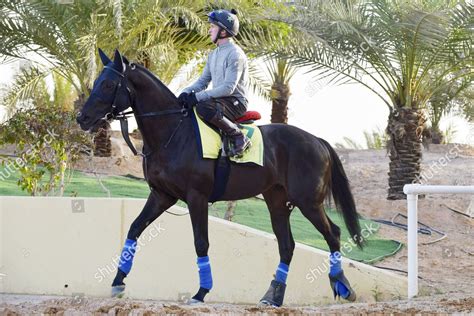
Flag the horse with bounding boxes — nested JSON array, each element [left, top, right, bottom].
[[76, 49, 363, 307]]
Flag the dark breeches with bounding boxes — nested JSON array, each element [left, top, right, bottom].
[[196, 96, 247, 122]]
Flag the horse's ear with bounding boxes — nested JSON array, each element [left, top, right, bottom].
[[113, 49, 124, 72], [98, 48, 111, 66], [122, 55, 130, 65]]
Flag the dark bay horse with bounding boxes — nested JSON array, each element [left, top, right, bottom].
[[76, 49, 363, 306]]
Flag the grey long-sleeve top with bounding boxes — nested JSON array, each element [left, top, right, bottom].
[[182, 40, 248, 105]]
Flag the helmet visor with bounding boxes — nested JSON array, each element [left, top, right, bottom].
[[207, 11, 217, 23]]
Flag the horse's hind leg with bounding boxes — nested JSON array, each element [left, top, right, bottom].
[[111, 190, 177, 297], [299, 202, 341, 252], [259, 185, 295, 307], [299, 202, 356, 301]]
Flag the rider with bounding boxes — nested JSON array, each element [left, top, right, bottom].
[[178, 9, 251, 157]]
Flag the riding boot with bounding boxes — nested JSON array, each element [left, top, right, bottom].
[[209, 115, 251, 157]]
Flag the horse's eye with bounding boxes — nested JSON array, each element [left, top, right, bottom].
[[101, 80, 115, 92]]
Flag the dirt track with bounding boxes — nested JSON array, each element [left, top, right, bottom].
[[1, 141, 473, 315], [1, 293, 473, 315]]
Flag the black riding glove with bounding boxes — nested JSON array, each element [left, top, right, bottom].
[[177, 92, 188, 105], [184, 92, 199, 107]]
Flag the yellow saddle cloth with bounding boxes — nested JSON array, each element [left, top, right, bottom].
[[192, 109, 264, 166]]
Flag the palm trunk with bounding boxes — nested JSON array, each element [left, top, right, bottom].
[[428, 101, 444, 144], [426, 126, 444, 144], [224, 200, 237, 221], [386, 107, 426, 200], [93, 121, 112, 157], [270, 83, 290, 124]]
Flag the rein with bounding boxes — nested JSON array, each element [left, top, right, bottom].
[[115, 108, 189, 156]]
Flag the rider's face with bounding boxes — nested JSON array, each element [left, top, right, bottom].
[[209, 23, 221, 42]]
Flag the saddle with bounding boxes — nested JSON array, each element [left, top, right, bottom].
[[235, 111, 262, 125]]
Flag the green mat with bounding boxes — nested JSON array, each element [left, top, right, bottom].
[[0, 167, 402, 263]]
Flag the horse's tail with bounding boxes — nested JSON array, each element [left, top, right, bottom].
[[320, 138, 363, 249]]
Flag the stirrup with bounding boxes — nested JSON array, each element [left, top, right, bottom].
[[229, 139, 251, 158]]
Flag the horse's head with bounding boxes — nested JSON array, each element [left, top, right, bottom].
[[76, 49, 132, 131]]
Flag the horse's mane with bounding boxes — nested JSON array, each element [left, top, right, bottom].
[[128, 62, 177, 100]]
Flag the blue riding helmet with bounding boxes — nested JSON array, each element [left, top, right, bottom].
[[207, 9, 239, 37]]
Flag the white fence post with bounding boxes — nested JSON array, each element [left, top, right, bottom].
[[406, 193, 418, 298], [403, 184, 474, 299]]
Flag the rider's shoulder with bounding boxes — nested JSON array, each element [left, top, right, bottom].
[[227, 43, 247, 59]]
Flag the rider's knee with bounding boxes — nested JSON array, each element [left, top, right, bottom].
[[196, 101, 222, 121]]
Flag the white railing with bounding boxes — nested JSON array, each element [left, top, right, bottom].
[[403, 184, 474, 298]]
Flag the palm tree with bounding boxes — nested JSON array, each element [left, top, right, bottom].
[[426, 72, 473, 144], [267, 58, 297, 124], [0, 0, 209, 156], [249, 0, 473, 199]]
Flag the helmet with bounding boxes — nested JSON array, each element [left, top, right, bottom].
[[207, 9, 239, 37]]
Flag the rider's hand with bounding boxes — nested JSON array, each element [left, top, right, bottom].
[[177, 92, 188, 105], [184, 92, 198, 107]]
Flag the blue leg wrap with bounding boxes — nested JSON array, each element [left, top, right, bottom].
[[197, 256, 213, 290], [329, 252, 342, 275], [329, 252, 350, 299], [275, 262, 289, 284], [118, 239, 137, 274]]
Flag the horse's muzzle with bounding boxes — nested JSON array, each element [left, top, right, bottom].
[[76, 112, 88, 130], [76, 112, 97, 132]]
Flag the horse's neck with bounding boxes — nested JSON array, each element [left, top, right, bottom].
[[129, 68, 190, 152]]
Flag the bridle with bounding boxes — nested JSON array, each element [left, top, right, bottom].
[[101, 63, 189, 156]]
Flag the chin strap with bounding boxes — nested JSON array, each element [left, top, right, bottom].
[[213, 27, 230, 44], [212, 27, 222, 44]]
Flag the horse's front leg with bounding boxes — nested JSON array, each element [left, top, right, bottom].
[[186, 189, 212, 304], [111, 190, 177, 297]]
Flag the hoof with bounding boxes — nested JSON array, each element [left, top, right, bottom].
[[329, 271, 356, 302], [257, 300, 279, 308], [190, 287, 209, 304], [111, 285, 125, 298], [187, 298, 204, 305], [259, 280, 286, 307]]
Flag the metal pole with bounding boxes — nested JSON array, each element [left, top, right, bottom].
[[407, 193, 418, 298]]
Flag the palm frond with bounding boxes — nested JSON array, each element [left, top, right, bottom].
[[3, 65, 50, 116], [257, 0, 473, 112], [248, 60, 271, 101]]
